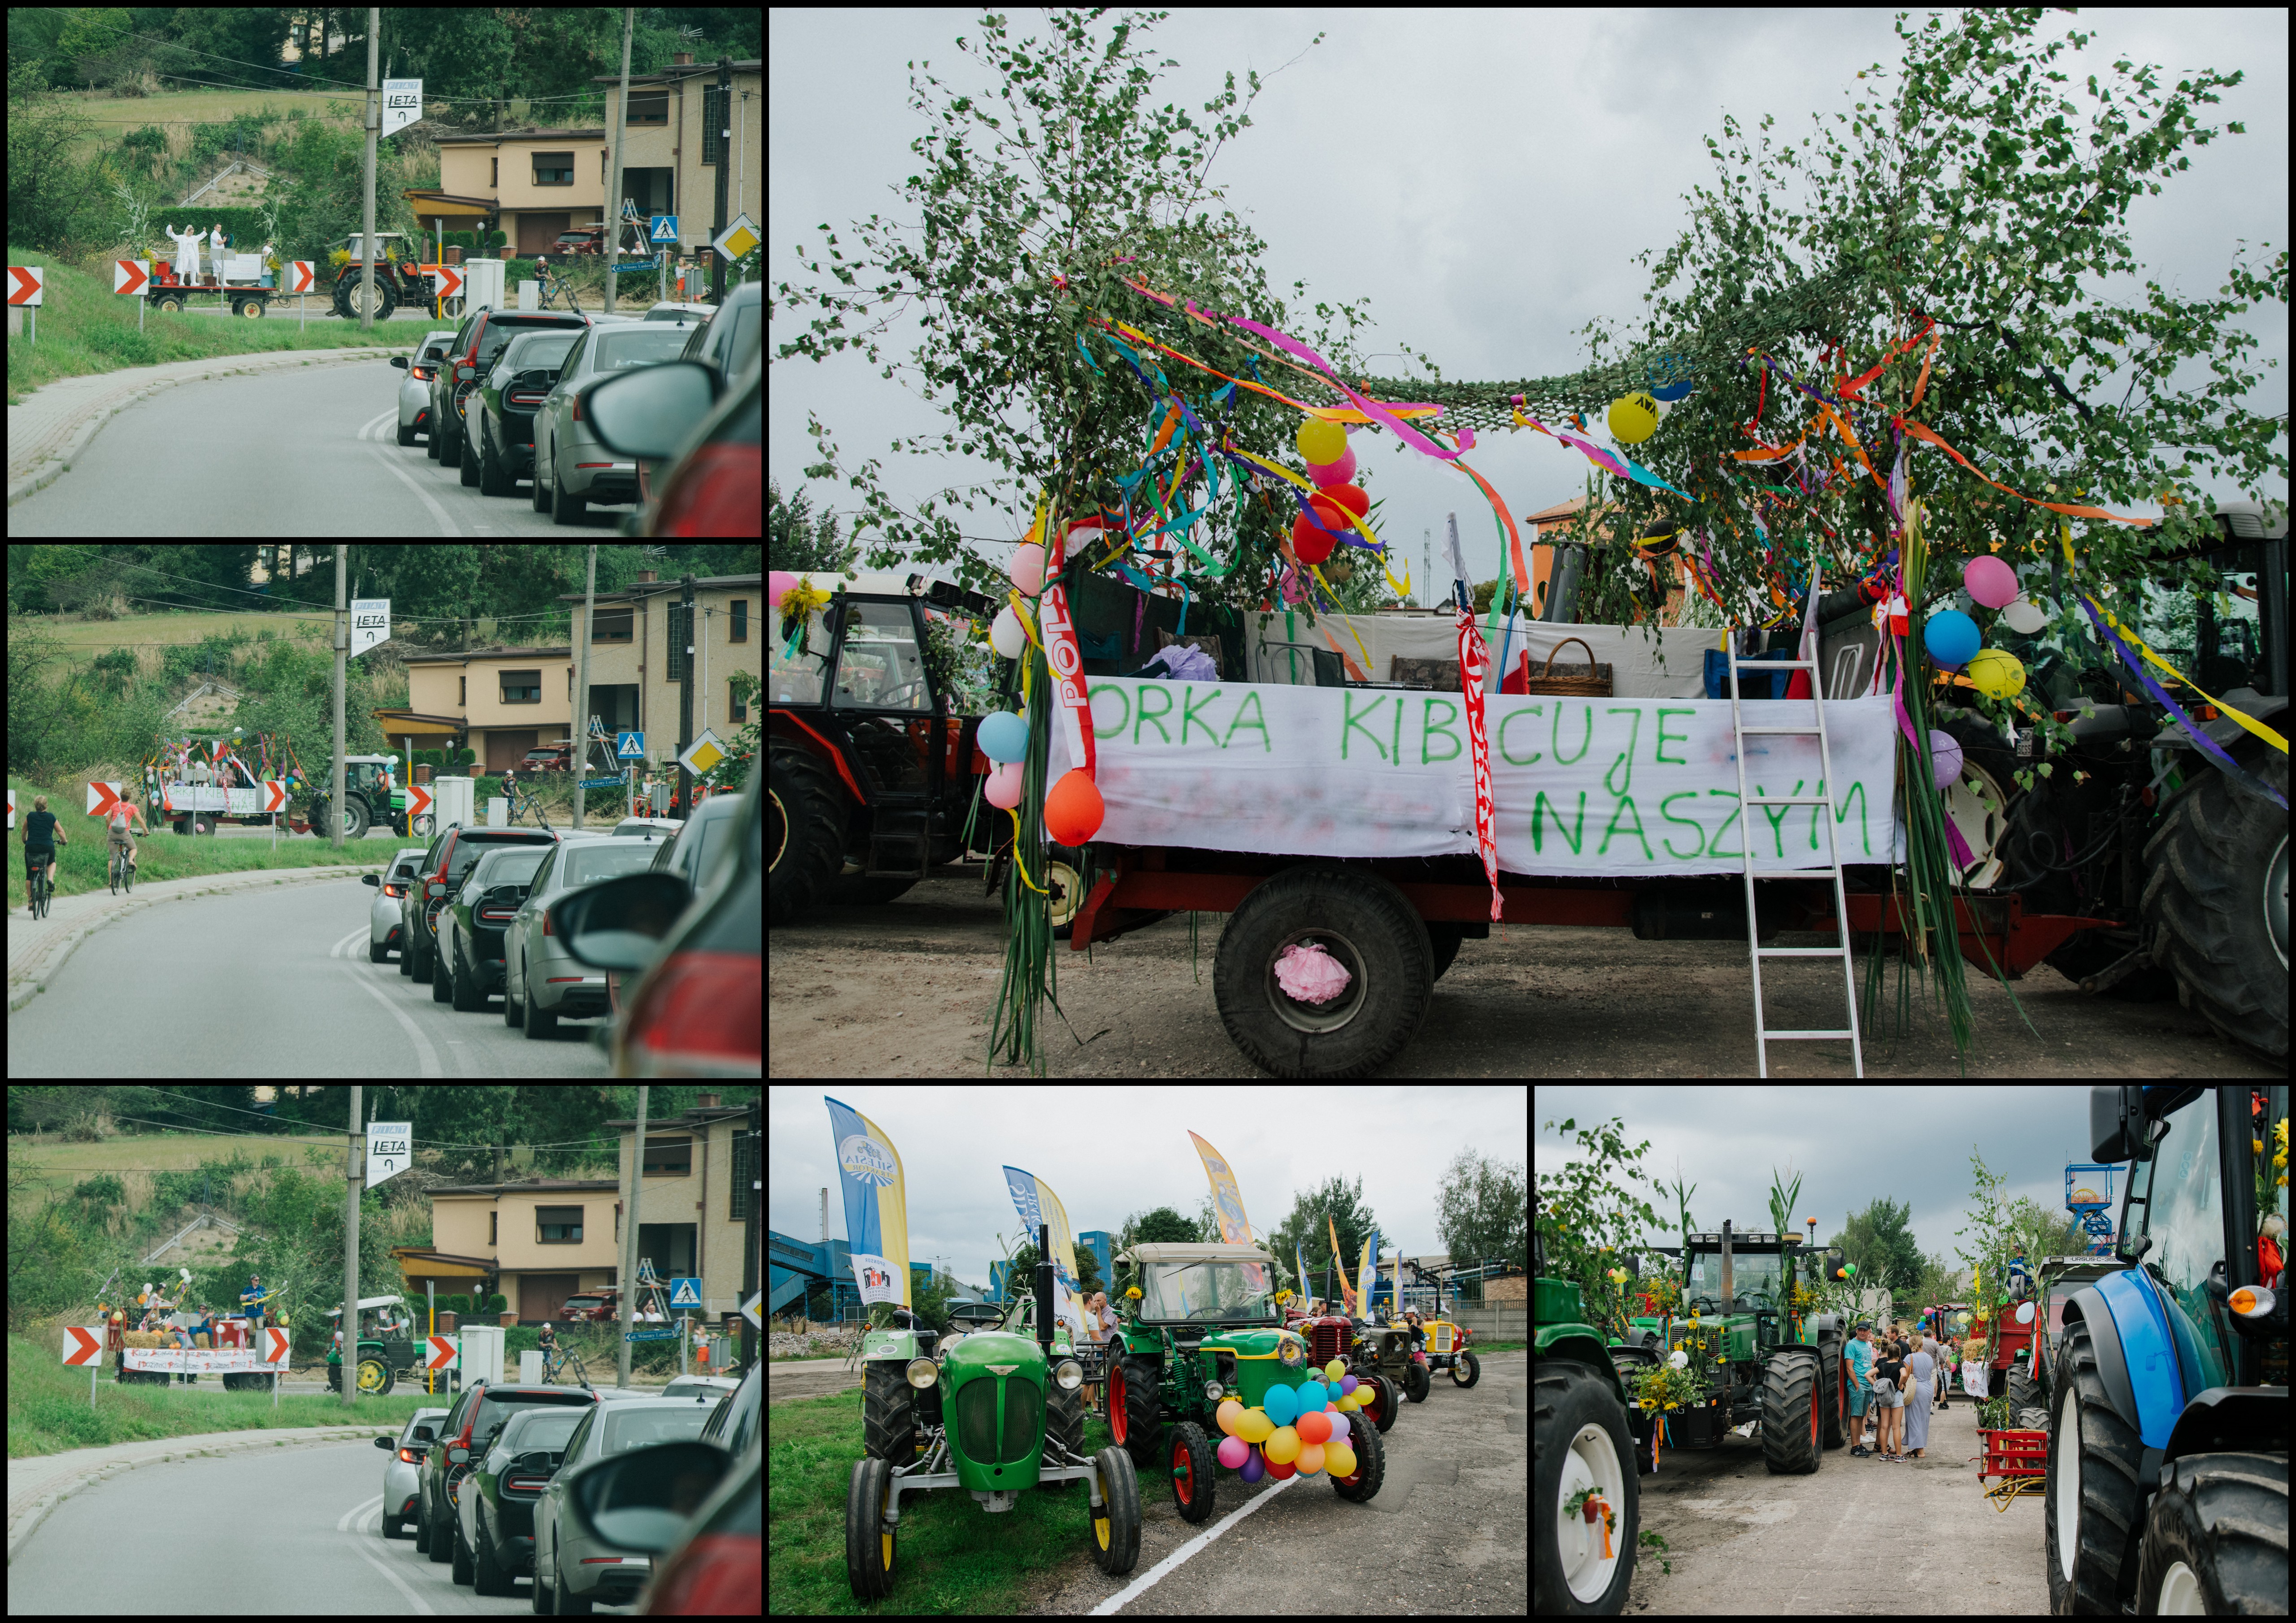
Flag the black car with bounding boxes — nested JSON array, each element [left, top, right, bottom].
[[437, 842, 553, 1011], [472, 327, 583, 496], [405, 823, 562, 986], [415, 1380, 600, 1567], [455, 1402, 588, 1594], [429, 307, 592, 470]]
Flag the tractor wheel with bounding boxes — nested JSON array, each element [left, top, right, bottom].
[[338, 271, 397, 321], [770, 743, 850, 925], [357, 1356, 394, 1396], [1360, 1372, 1402, 1434], [1166, 1420, 1216, 1524], [2006, 1360, 2048, 1433], [1534, 1360, 1639, 1614], [1426, 921, 1466, 980], [1040, 1376, 1084, 1491], [1935, 713, 2020, 889], [844, 1455, 897, 1601], [1758, 1347, 1821, 1475], [861, 1363, 919, 1462], [1213, 863, 1434, 1078], [1086, 1445, 1142, 1576], [1818, 1332, 1845, 1449], [2133, 1451, 2288, 1615], [1452, 1350, 1482, 1389], [1331, 1400, 1386, 1501], [1107, 1354, 1163, 1468], [2046, 1319, 2147, 1614], [2140, 751, 2290, 1061], [1404, 1357, 1432, 1402]]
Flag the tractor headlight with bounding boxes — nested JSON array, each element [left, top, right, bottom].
[[1055, 1360, 1083, 1390], [906, 1357, 939, 1390], [1203, 1379, 1226, 1403]]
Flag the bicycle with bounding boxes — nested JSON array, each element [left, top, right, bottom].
[[109, 841, 135, 896], [27, 852, 55, 919], [540, 1341, 589, 1387]]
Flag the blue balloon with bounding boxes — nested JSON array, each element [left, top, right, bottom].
[[1923, 609, 1981, 669], [1263, 1384, 1297, 1426], [1651, 380, 1695, 403], [976, 711, 1028, 764]]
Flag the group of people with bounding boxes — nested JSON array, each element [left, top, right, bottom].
[[1843, 1319, 1954, 1461]]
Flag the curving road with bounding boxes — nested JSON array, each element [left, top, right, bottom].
[[7, 358, 639, 538]]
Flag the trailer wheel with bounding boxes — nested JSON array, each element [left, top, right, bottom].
[[2135, 1451, 2288, 1615], [234, 297, 265, 319], [153, 293, 186, 314], [2140, 751, 2289, 1061], [1213, 864, 1433, 1079], [2046, 1319, 2147, 1614], [770, 743, 850, 925]]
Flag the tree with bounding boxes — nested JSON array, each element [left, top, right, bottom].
[[1829, 1198, 1925, 1298], [1267, 1176, 1385, 1302], [769, 480, 857, 576], [1435, 1148, 1527, 1274], [1536, 1115, 1663, 1341]]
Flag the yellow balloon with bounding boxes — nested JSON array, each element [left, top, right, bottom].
[[1263, 1424, 1301, 1466], [1608, 392, 1660, 445], [1297, 418, 1347, 465], [1336, 1393, 1359, 1411], [1236, 1407, 1275, 1444], [1967, 647, 2025, 699], [1323, 1357, 1347, 1382], [1215, 1399, 1244, 1437], [1295, 1442, 1326, 1477], [1324, 1441, 1357, 1479]]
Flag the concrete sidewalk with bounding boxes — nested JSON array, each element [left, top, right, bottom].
[[8, 346, 410, 506]]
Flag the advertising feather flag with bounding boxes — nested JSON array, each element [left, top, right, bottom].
[[825, 1096, 910, 1309], [1328, 1214, 1357, 1312], [1002, 1165, 1093, 1343], [1357, 1230, 1378, 1319], [1187, 1131, 1266, 1292]]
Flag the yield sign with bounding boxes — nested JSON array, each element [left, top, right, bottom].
[[262, 780, 289, 814], [425, 1336, 460, 1371], [86, 781, 127, 817], [9, 265, 44, 306], [404, 783, 432, 822], [430, 265, 463, 302], [265, 1326, 291, 1364], [287, 261, 316, 294], [62, 1325, 104, 1366], [113, 260, 150, 297]]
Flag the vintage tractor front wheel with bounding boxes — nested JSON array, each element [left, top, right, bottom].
[[1331, 1402, 1386, 1501], [1040, 1376, 1084, 1492], [1358, 1371, 1401, 1434], [1213, 864, 1435, 1078], [1404, 1358, 1432, 1402], [1759, 1348, 1820, 1475], [1108, 1355, 1163, 1467], [1450, 1350, 1482, 1389], [1167, 1420, 1216, 1524], [862, 1362, 919, 1462], [2133, 1451, 2288, 1614], [1086, 1445, 1143, 1575], [1535, 1361, 1639, 1614], [844, 1455, 898, 1601], [357, 1356, 394, 1396], [2047, 1319, 2147, 1614]]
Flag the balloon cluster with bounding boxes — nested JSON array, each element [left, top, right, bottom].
[[1920, 555, 2034, 701], [977, 519, 1106, 846], [1211, 1360, 1365, 1484], [1290, 420, 1369, 569]]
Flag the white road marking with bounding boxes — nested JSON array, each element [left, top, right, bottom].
[[1087, 1474, 1296, 1615], [335, 1493, 440, 1613], [338, 942, 451, 1075], [366, 438, 465, 535]]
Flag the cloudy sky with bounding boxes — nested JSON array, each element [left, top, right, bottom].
[[770, 9, 2288, 597], [772, 1084, 1526, 1291], [1535, 1084, 2137, 1267]]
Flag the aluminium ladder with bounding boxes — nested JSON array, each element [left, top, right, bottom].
[[1724, 622, 1866, 1078]]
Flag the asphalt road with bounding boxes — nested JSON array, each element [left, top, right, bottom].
[[7, 1436, 636, 1615], [7, 878, 615, 1078], [7, 357, 641, 538]]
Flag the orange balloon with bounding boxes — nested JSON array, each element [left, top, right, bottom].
[[1295, 1409, 1331, 1445], [1043, 768, 1105, 847]]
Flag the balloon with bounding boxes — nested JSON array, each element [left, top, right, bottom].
[[1217, 1435, 1249, 1469], [1323, 1441, 1357, 1479], [1325, 1409, 1350, 1443], [1322, 482, 1370, 520], [1338, 1373, 1358, 1395], [2001, 597, 2048, 635], [1967, 647, 2026, 699], [1044, 768, 1105, 846], [1292, 501, 1348, 566], [1335, 1393, 1358, 1412], [1009, 542, 1047, 597], [1295, 1409, 1331, 1445], [1323, 1357, 1347, 1382], [984, 761, 1025, 811], [1263, 1425, 1301, 1466], [1263, 1456, 1296, 1481], [1927, 730, 1964, 793], [1235, 1407, 1274, 1444], [1215, 1399, 1244, 1436], [976, 711, 1028, 765], [1306, 446, 1357, 488], [1608, 392, 1660, 444], [1297, 418, 1348, 464], [769, 570, 799, 612], [1239, 1447, 1266, 1484], [1923, 608, 1981, 669], [1963, 554, 2019, 609], [990, 604, 1028, 660], [1263, 1384, 1298, 1427], [1295, 1442, 1326, 1477]]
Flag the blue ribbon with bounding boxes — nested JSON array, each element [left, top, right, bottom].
[[2077, 594, 2288, 811]]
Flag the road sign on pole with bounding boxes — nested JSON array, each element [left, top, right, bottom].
[[669, 1276, 703, 1309], [365, 1121, 412, 1187], [425, 1336, 460, 1371], [62, 1325, 104, 1366]]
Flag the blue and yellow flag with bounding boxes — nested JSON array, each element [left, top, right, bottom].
[[1002, 1166, 1093, 1343], [1187, 1131, 1265, 1291], [825, 1096, 909, 1309], [1357, 1229, 1378, 1318]]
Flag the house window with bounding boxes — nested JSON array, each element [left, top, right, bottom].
[[629, 93, 667, 126], [642, 1136, 692, 1176], [533, 152, 574, 187], [491, 157, 498, 188], [500, 669, 542, 704], [728, 680, 748, 724], [666, 604, 689, 680], [702, 86, 725, 166], [731, 1129, 751, 1221], [536, 1205, 585, 1243], [730, 600, 748, 643], [460, 675, 467, 706], [592, 608, 633, 643], [490, 1211, 498, 1245]]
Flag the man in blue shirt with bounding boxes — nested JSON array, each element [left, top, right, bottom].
[[1844, 1322, 1876, 1457], [241, 1275, 269, 1346]]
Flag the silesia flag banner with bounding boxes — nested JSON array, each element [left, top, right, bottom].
[[1187, 1131, 1265, 1292], [826, 1096, 909, 1309], [1328, 1214, 1357, 1312], [1357, 1229, 1378, 1318], [1002, 1166, 1093, 1342]]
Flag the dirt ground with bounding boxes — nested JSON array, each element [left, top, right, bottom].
[[769, 877, 2281, 1078]]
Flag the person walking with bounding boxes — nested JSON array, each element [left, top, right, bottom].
[[1902, 1337, 1936, 1459], [1844, 1322, 1876, 1456], [1871, 1337, 1907, 1460]]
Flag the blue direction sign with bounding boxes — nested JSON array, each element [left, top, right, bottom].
[[650, 215, 678, 244], [669, 1276, 703, 1309], [617, 730, 646, 760], [580, 777, 624, 790], [625, 1327, 682, 1341]]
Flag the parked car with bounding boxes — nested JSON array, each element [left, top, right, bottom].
[[521, 743, 576, 772], [554, 226, 608, 256], [611, 816, 683, 838], [551, 760, 761, 1076], [584, 343, 761, 538], [391, 331, 457, 446], [532, 1396, 726, 1613], [404, 823, 562, 986], [436, 843, 554, 1010], [376, 1406, 450, 1538], [696, 1360, 762, 1460], [558, 1290, 621, 1323], [648, 790, 747, 897], [674, 281, 762, 386], [553, 1394, 761, 1613], [470, 326, 584, 494], [530, 319, 696, 524], [503, 833, 672, 1037], [644, 300, 717, 325], [415, 1380, 601, 1565], [657, 1374, 741, 1402], [362, 846, 430, 963], [454, 1403, 589, 1594], [430, 307, 592, 469]]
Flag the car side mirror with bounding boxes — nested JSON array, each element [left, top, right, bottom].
[[428, 881, 448, 900], [576, 361, 719, 461], [563, 1441, 732, 1556], [375, 1434, 395, 1449], [391, 356, 409, 370], [548, 872, 691, 972], [457, 364, 477, 382], [363, 874, 381, 888], [448, 1445, 470, 1465], [413, 1425, 437, 1443]]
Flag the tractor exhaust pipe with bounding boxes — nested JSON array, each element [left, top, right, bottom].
[[1720, 1220, 1734, 1315], [1034, 1222, 1054, 1360]]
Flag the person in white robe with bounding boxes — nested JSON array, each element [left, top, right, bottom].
[[165, 225, 202, 285]]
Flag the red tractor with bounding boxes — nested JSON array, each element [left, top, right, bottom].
[[1281, 1298, 1410, 1432]]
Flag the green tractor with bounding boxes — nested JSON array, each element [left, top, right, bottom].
[[324, 1296, 435, 1396], [845, 1224, 1143, 1602], [1105, 1241, 1387, 1522], [1535, 1198, 1650, 1615]]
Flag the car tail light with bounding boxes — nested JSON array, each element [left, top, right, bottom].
[[479, 902, 520, 925], [645, 1535, 760, 1615], [398, 1445, 423, 1464], [648, 443, 760, 538], [506, 1471, 555, 1494], [619, 950, 761, 1076], [509, 387, 551, 410]]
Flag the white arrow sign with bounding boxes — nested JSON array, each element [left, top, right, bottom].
[[425, 1335, 460, 1371], [62, 1325, 104, 1366], [266, 1326, 291, 1364], [366, 1121, 412, 1188]]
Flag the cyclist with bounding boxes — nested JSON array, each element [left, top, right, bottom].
[[21, 793, 65, 907], [104, 794, 150, 880]]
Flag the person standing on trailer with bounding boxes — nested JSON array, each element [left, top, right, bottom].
[[165, 223, 202, 286]]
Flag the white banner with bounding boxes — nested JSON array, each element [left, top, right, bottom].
[[352, 598, 391, 658], [383, 79, 423, 139], [120, 1345, 283, 1374], [846, 1251, 906, 1307], [1048, 677, 1900, 877]]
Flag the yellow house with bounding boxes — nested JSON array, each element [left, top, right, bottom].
[[592, 54, 761, 263], [610, 1094, 757, 1322], [560, 572, 762, 773], [393, 647, 578, 774], [431, 129, 612, 256]]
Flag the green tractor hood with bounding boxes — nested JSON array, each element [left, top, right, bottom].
[[939, 1329, 1052, 1492]]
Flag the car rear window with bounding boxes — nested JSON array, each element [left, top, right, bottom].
[[469, 847, 550, 888], [601, 1406, 716, 1454], [499, 1408, 586, 1454], [475, 317, 582, 366], [446, 831, 555, 882], [472, 1390, 594, 1441], [497, 332, 581, 375], [593, 326, 692, 372], [561, 841, 663, 888]]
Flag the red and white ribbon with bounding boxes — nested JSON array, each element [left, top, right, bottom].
[[1455, 607, 1502, 922]]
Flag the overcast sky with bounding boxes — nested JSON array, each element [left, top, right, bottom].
[[770, 9, 2287, 599], [772, 1084, 1526, 1291], [1535, 1084, 2122, 1267]]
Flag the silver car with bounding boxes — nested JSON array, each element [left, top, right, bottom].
[[530, 321, 696, 524], [501, 833, 666, 1037], [363, 847, 430, 963], [530, 1396, 722, 1612], [376, 1406, 450, 1538], [391, 332, 457, 446], [647, 793, 747, 898]]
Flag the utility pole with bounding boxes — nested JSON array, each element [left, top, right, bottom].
[[617, 1087, 651, 1389], [741, 1094, 759, 1375], [708, 56, 732, 305], [358, 10, 379, 333], [341, 1085, 363, 1411], [602, 9, 634, 316], [573, 545, 598, 829], [330, 546, 347, 850], [675, 574, 696, 820]]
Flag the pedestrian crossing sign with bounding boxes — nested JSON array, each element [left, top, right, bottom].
[[669, 1276, 702, 1308]]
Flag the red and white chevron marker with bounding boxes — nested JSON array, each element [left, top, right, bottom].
[[8, 266, 43, 306], [266, 1326, 291, 1364], [62, 1325, 104, 1366], [405, 784, 433, 822], [262, 780, 290, 814], [431, 265, 463, 303], [113, 260, 151, 297], [425, 1335, 459, 1371], [287, 260, 316, 294], [85, 781, 127, 816]]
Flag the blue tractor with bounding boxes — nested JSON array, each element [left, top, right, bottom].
[[2046, 1085, 2288, 1614]]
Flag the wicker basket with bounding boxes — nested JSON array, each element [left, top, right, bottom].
[[1519, 636, 1614, 697]]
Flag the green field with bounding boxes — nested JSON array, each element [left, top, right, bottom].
[[7, 1128, 344, 1198]]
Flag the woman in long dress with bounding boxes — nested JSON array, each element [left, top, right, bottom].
[[165, 224, 202, 285], [1902, 1341, 1936, 1459]]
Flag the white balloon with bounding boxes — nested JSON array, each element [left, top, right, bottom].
[[1669, 1348, 1690, 1370], [990, 604, 1027, 660], [2000, 597, 2048, 635]]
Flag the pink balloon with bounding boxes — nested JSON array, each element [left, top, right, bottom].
[[984, 760, 1025, 810], [1009, 542, 1047, 597], [1306, 446, 1357, 488], [1216, 1435, 1249, 1470], [769, 570, 799, 612], [1963, 554, 2019, 609]]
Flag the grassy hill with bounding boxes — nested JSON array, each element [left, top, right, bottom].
[[8, 1128, 344, 1201]]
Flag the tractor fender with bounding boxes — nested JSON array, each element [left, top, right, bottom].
[[2159, 1385, 2291, 1470], [2056, 1276, 2173, 1448], [773, 712, 869, 805]]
